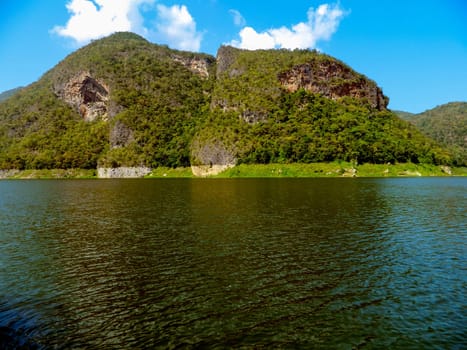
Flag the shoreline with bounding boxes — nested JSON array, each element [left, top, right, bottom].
[[1, 163, 466, 179]]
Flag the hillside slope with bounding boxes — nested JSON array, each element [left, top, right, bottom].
[[192, 46, 449, 167], [0, 32, 214, 169], [397, 102, 466, 165], [0, 32, 452, 171], [0, 87, 23, 102]]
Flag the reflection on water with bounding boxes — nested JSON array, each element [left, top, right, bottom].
[[0, 178, 465, 349]]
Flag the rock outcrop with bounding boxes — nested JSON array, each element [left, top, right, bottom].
[[172, 55, 214, 79], [97, 167, 151, 178], [190, 139, 237, 176], [215, 46, 238, 78], [278, 60, 389, 110], [241, 110, 268, 124], [0, 169, 20, 178], [55, 71, 109, 121], [110, 121, 134, 149], [191, 164, 234, 177]]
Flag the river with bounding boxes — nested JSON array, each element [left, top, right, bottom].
[[0, 178, 465, 348]]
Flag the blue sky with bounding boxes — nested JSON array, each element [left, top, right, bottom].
[[0, 0, 465, 113]]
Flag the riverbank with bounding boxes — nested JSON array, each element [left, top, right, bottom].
[[1, 163, 466, 179], [197, 163, 467, 178], [0, 169, 96, 179]]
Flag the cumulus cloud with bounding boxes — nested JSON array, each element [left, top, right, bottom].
[[155, 4, 202, 51], [228, 3, 346, 50], [52, 0, 154, 44], [232, 27, 275, 50], [229, 9, 246, 27], [52, 0, 203, 51]]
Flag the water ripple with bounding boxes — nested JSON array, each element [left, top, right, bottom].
[[0, 178, 465, 348]]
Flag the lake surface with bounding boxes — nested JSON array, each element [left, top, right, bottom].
[[0, 178, 465, 349]]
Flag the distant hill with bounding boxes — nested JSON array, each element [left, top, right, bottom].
[[396, 102, 467, 165], [0, 87, 22, 102], [0, 32, 452, 171], [392, 110, 415, 121]]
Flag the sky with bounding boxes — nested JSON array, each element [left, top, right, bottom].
[[0, 0, 465, 113]]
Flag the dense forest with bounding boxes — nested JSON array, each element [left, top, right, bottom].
[[396, 102, 467, 165], [0, 87, 23, 102], [0, 32, 456, 171]]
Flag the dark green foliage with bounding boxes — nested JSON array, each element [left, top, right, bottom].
[[213, 47, 321, 115], [0, 80, 108, 169], [199, 91, 450, 166], [0, 32, 212, 169], [392, 110, 415, 120], [0, 87, 23, 102], [396, 102, 467, 165]]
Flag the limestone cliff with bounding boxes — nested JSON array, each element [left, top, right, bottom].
[[54, 71, 109, 121], [278, 60, 389, 110], [213, 46, 389, 117], [216, 46, 240, 78], [190, 138, 237, 176], [97, 167, 151, 178], [172, 55, 215, 79]]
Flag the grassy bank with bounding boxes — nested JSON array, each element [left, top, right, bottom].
[[0, 169, 97, 179], [1, 163, 466, 179], [146, 167, 194, 178], [213, 162, 467, 178], [147, 163, 467, 178]]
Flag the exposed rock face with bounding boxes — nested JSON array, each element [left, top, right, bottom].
[[216, 46, 238, 78], [440, 165, 452, 175], [55, 71, 109, 121], [172, 55, 214, 79], [110, 121, 134, 149], [0, 169, 20, 178], [241, 110, 267, 124], [278, 61, 389, 110], [97, 167, 151, 178], [192, 140, 236, 165], [191, 164, 234, 177], [190, 139, 237, 176]]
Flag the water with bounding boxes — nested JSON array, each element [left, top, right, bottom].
[[0, 178, 465, 349]]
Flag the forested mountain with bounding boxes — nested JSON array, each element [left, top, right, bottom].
[[0, 32, 452, 171], [0, 87, 23, 102], [396, 102, 467, 165], [392, 110, 414, 121]]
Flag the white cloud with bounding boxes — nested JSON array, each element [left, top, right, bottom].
[[228, 3, 346, 50], [52, 0, 154, 44], [229, 9, 246, 27], [155, 4, 202, 51], [52, 0, 203, 51], [229, 27, 275, 50]]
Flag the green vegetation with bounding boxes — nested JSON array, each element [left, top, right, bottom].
[[215, 163, 464, 178], [0, 32, 460, 174], [0, 87, 23, 102], [146, 167, 193, 178], [0, 33, 213, 170], [196, 91, 450, 166], [396, 102, 467, 165], [0, 168, 96, 179], [1, 163, 465, 179], [218, 162, 354, 177], [0, 84, 109, 169], [212, 46, 387, 119]]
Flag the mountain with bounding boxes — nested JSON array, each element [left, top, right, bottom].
[[0, 87, 23, 102], [396, 102, 467, 165], [0, 32, 452, 171], [392, 110, 415, 121], [0, 32, 214, 169]]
